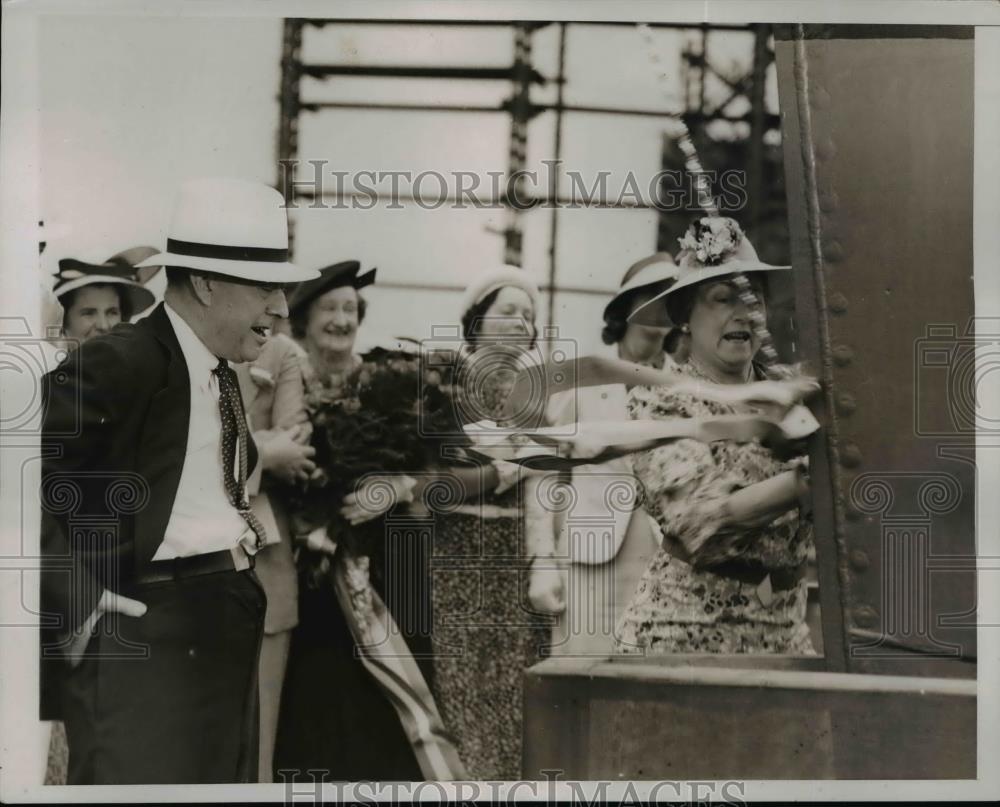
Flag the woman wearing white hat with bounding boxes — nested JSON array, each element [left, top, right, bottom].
[[422, 266, 563, 780], [547, 252, 680, 657], [615, 217, 815, 655]]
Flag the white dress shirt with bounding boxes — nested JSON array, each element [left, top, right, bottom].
[[153, 304, 253, 559]]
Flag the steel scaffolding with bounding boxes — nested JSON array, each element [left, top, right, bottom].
[[275, 19, 781, 306]]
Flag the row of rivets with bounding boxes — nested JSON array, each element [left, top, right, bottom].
[[810, 81, 882, 643]]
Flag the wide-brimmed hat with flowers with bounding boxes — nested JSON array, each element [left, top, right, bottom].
[[629, 216, 787, 320]]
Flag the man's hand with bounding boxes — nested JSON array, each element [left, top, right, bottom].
[[341, 474, 417, 525], [260, 426, 317, 483], [66, 589, 147, 668]]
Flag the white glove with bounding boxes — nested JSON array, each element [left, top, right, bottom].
[[341, 474, 417, 525], [304, 525, 338, 555], [528, 561, 566, 615]]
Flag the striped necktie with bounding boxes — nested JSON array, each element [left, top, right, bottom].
[[213, 358, 267, 551]]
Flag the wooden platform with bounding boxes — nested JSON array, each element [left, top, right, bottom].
[[523, 656, 976, 780]]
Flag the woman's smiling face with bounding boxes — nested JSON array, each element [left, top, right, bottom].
[[62, 284, 124, 343], [304, 285, 360, 355], [475, 286, 536, 345]]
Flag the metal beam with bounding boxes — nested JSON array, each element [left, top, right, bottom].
[[277, 19, 305, 254], [547, 22, 568, 329], [299, 19, 750, 32], [300, 63, 548, 83], [503, 24, 535, 266], [368, 280, 619, 298], [302, 19, 550, 29], [299, 101, 503, 114], [296, 98, 780, 128], [746, 23, 770, 239], [289, 188, 667, 211]]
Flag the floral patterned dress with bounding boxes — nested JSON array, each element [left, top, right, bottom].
[[615, 359, 815, 655], [430, 477, 552, 780], [429, 361, 554, 780]]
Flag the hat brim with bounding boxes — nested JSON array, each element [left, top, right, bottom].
[[627, 261, 788, 322], [288, 266, 377, 316], [603, 273, 678, 320], [55, 274, 156, 314], [137, 252, 319, 283], [459, 266, 541, 318]]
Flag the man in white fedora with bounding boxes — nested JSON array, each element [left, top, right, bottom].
[[40, 177, 318, 784]]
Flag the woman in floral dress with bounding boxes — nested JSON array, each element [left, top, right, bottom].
[[616, 218, 815, 656], [428, 267, 563, 779]]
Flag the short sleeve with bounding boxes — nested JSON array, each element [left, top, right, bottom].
[[628, 383, 749, 566]]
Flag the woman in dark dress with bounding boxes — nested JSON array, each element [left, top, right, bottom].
[[273, 261, 440, 781]]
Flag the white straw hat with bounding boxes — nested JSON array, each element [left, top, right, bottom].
[[459, 265, 541, 317], [629, 217, 787, 321], [137, 177, 318, 283]]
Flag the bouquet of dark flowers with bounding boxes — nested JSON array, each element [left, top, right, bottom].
[[293, 346, 468, 583]]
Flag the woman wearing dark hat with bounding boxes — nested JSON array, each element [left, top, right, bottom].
[[274, 260, 438, 781], [600, 252, 686, 369], [548, 252, 680, 657], [52, 247, 157, 346], [287, 259, 373, 389], [615, 217, 815, 655]]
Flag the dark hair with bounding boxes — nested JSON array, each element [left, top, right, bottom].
[[601, 293, 629, 346], [165, 265, 193, 290], [289, 289, 367, 341], [461, 288, 537, 350], [665, 273, 770, 327], [601, 288, 669, 345], [60, 283, 133, 331]]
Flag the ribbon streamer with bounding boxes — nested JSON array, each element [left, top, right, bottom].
[[330, 557, 468, 781], [635, 23, 779, 365], [496, 352, 818, 429], [468, 406, 819, 471]]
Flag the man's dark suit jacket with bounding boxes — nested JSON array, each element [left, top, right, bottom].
[[40, 302, 258, 718]]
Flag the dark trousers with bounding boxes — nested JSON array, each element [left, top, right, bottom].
[[62, 569, 266, 784]]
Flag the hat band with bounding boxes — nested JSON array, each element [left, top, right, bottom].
[[167, 238, 288, 263], [56, 263, 138, 283]]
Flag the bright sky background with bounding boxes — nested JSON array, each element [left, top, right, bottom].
[[38, 15, 773, 355]]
